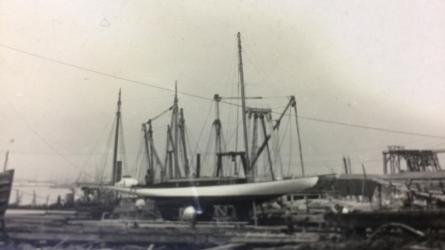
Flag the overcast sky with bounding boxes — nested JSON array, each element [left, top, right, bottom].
[[1, 0, 445, 182]]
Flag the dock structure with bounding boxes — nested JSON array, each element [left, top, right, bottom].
[[11, 144, 445, 249], [383, 146, 442, 174], [4, 210, 320, 249]]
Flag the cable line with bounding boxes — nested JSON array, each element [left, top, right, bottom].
[[2, 43, 445, 140]]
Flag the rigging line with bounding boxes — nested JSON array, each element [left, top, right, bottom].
[[277, 114, 291, 152], [220, 99, 445, 139], [184, 126, 194, 169], [126, 94, 173, 102], [287, 115, 293, 176], [192, 102, 214, 155], [225, 120, 244, 146], [201, 126, 216, 175], [184, 125, 195, 157], [133, 133, 145, 181], [147, 106, 173, 122], [0, 43, 211, 102], [301, 137, 430, 158], [97, 116, 116, 183], [277, 115, 291, 176], [272, 127, 284, 176], [297, 115, 445, 139], [261, 96, 290, 99], [118, 117, 128, 174], [78, 120, 112, 175], [6, 99, 80, 169], [235, 72, 240, 154], [4, 43, 445, 140], [203, 125, 215, 176]]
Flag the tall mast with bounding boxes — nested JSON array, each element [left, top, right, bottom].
[[142, 123, 152, 173], [3, 151, 9, 172], [112, 89, 121, 184], [237, 32, 251, 180], [213, 94, 223, 176], [3, 139, 13, 172], [173, 82, 180, 178], [292, 97, 305, 176], [179, 108, 190, 177]]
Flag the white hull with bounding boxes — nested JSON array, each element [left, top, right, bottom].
[[114, 176, 318, 199]]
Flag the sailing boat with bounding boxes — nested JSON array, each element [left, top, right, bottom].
[[112, 33, 318, 220]]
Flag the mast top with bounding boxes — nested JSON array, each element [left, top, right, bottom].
[[117, 88, 122, 110], [174, 81, 178, 104], [112, 88, 122, 184]]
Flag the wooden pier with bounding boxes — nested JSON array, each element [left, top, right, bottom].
[[4, 210, 320, 249]]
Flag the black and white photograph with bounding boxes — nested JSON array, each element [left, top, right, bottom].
[[1, 1, 445, 249]]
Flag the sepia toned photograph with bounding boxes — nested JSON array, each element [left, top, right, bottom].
[[1, 1, 445, 249]]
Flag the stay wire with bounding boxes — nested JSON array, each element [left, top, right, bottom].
[[2, 43, 445, 140], [0, 43, 212, 102], [6, 99, 80, 169]]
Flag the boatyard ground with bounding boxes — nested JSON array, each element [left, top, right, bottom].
[[1, 210, 445, 250]]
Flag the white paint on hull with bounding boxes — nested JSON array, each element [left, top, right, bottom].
[[113, 176, 318, 198]]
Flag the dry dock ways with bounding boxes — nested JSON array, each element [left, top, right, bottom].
[[3, 210, 320, 249]]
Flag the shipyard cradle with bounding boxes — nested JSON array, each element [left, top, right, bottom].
[[104, 32, 318, 220]]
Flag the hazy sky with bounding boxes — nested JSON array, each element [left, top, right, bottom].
[[1, 0, 445, 182]]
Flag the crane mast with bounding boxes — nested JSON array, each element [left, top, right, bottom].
[[237, 32, 252, 181], [111, 89, 122, 184]]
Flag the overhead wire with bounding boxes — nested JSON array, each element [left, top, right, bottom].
[[2, 43, 445, 140], [0, 43, 211, 102], [6, 99, 81, 170]]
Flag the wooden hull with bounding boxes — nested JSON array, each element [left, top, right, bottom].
[[114, 176, 318, 220], [0, 170, 14, 215], [123, 176, 318, 198]]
